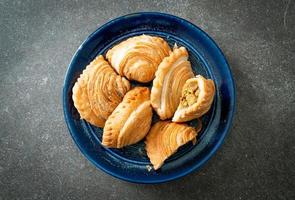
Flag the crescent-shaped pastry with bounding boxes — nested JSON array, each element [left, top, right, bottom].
[[102, 87, 153, 148], [72, 58, 105, 127], [151, 46, 194, 120], [145, 121, 200, 170], [106, 35, 171, 83], [172, 75, 215, 122], [72, 55, 130, 127]]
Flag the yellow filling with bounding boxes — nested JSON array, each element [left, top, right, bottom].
[[180, 83, 199, 107]]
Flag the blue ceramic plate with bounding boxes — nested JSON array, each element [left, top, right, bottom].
[[63, 12, 235, 183]]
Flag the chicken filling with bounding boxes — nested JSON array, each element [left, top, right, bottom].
[[180, 82, 199, 107]]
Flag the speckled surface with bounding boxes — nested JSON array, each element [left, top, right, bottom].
[[1, 0, 295, 199]]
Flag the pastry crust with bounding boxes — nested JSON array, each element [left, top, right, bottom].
[[172, 75, 215, 122], [72, 55, 130, 127], [151, 46, 194, 120], [102, 87, 153, 148], [106, 35, 171, 83], [145, 121, 199, 170], [72, 59, 105, 127]]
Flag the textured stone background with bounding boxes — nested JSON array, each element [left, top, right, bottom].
[[1, 0, 295, 199]]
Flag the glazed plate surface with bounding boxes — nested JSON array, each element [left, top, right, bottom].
[[63, 12, 236, 183]]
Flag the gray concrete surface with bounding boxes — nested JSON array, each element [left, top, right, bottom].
[[1, 0, 295, 199]]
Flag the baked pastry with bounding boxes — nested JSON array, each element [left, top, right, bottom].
[[106, 35, 171, 83], [145, 121, 200, 170], [72, 55, 130, 127], [102, 87, 153, 148], [172, 75, 215, 122], [151, 46, 194, 120], [72, 58, 105, 127]]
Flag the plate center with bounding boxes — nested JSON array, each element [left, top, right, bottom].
[[86, 32, 215, 165]]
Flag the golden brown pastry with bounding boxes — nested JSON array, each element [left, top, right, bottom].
[[102, 87, 153, 148], [106, 35, 171, 83], [72, 59, 105, 127], [151, 46, 194, 120], [72, 55, 130, 127], [145, 121, 200, 170], [172, 75, 215, 122]]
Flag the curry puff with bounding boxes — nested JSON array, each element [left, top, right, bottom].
[[145, 121, 201, 170], [173, 75, 215, 122], [151, 46, 194, 120], [106, 35, 171, 83], [72, 55, 130, 127], [102, 87, 153, 148]]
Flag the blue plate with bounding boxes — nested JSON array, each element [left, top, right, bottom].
[[63, 12, 236, 183]]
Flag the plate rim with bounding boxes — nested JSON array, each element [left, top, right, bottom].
[[62, 11, 236, 184]]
